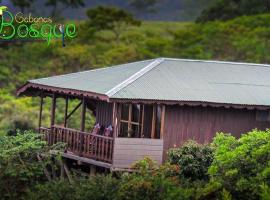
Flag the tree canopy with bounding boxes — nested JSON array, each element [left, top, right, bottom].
[[86, 6, 141, 42], [197, 0, 270, 22], [10, 0, 35, 13]]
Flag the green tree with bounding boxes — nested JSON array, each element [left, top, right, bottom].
[[11, 0, 35, 13], [197, 0, 270, 22], [179, 0, 216, 21], [86, 6, 141, 43]]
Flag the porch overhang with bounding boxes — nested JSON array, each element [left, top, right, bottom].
[[16, 82, 109, 101]]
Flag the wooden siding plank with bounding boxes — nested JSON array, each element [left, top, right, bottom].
[[114, 145, 163, 151], [113, 138, 163, 169], [114, 138, 163, 145]]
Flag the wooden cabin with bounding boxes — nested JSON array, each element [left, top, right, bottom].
[[17, 58, 270, 170]]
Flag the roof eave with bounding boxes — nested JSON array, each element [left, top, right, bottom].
[[16, 82, 109, 101], [108, 98, 270, 110]]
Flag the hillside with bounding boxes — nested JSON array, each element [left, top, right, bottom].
[[3, 0, 214, 21], [1, 14, 270, 135]]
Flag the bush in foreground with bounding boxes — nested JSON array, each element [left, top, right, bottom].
[[168, 140, 213, 181]]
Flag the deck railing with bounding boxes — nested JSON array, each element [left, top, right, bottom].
[[42, 126, 114, 163]]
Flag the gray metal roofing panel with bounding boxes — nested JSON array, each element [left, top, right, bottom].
[[29, 60, 154, 94], [111, 59, 270, 106]]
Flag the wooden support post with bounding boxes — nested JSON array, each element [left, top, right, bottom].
[[140, 105, 145, 138], [151, 105, 156, 139], [112, 102, 117, 138], [64, 97, 68, 127], [160, 105, 166, 139], [128, 104, 132, 137], [89, 165, 96, 177], [50, 94, 56, 127], [81, 97, 86, 132], [80, 97, 86, 155], [38, 95, 44, 130]]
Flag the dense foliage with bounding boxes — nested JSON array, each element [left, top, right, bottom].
[[0, 131, 64, 199], [208, 130, 270, 199], [0, 130, 269, 199]]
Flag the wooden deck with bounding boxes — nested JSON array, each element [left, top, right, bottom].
[[41, 126, 114, 163], [40, 126, 164, 169]]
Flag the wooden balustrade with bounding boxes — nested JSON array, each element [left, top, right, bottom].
[[43, 126, 114, 163]]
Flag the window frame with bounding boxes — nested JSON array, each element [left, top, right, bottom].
[[120, 104, 141, 138]]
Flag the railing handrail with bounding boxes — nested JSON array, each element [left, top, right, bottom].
[[52, 125, 113, 140], [39, 127, 51, 131], [52, 125, 89, 134]]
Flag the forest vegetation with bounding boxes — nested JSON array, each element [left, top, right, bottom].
[[1, 1, 270, 199]]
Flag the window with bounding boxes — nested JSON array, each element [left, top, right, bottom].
[[119, 104, 142, 138], [256, 110, 270, 122], [119, 104, 164, 139]]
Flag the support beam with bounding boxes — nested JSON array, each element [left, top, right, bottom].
[[50, 94, 56, 127], [38, 95, 44, 130], [64, 97, 69, 127], [66, 101, 82, 120]]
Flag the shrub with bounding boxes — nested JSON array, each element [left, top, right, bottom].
[[208, 130, 270, 200], [0, 130, 64, 199], [26, 175, 118, 200], [167, 140, 213, 181], [117, 157, 192, 200]]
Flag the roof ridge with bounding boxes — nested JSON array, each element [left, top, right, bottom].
[[162, 57, 270, 67], [105, 58, 164, 97], [30, 59, 155, 82]]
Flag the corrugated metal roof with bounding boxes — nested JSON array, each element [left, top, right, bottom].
[[27, 58, 270, 106], [29, 60, 154, 94]]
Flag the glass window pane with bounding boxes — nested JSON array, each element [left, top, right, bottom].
[[132, 104, 140, 122], [119, 122, 128, 137], [130, 124, 140, 138], [121, 104, 129, 121]]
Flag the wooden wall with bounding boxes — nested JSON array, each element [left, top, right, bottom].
[[113, 138, 163, 169], [163, 105, 270, 159], [96, 101, 113, 127]]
